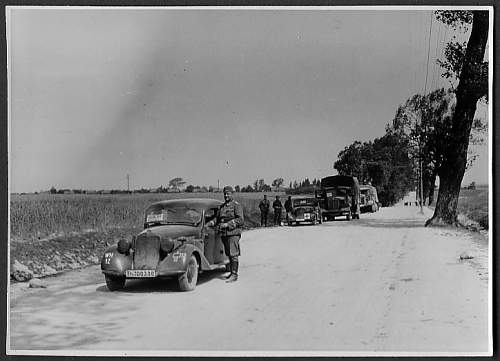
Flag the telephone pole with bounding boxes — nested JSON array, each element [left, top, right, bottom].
[[127, 174, 130, 193]]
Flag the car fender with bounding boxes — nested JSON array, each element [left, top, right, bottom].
[[101, 245, 133, 276], [157, 243, 211, 275]]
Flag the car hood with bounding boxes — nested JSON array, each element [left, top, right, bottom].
[[138, 224, 200, 239]]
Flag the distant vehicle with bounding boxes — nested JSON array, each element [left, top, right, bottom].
[[101, 198, 228, 292], [360, 185, 380, 213], [316, 175, 360, 221], [287, 197, 322, 226]]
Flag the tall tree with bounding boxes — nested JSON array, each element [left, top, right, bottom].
[[272, 178, 284, 190], [426, 10, 489, 226], [393, 88, 486, 206], [168, 177, 186, 189]]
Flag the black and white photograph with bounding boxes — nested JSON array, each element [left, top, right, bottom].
[[7, 5, 492, 356]]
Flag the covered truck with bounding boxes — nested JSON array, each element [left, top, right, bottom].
[[315, 175, 360, 221]]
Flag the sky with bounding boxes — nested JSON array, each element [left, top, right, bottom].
[[8, 7, 490, 193]]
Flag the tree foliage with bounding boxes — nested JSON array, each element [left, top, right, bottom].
[[333, 132, 414, 206], [168, 177, 186, 189]]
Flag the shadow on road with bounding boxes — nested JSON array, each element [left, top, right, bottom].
[[96, 268, 226, 293]]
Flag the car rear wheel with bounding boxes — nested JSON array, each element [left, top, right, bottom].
[[347, 212, 351, 221], [178, 255, 199, 292], [105, 275, 125, 291]]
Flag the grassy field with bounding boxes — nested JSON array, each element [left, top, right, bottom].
[[10, 192, 286, 242], [457, 186, 489, 229]]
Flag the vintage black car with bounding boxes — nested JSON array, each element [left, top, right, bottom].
[[287, 197, 322, 226], [101, 198, 228, 292]]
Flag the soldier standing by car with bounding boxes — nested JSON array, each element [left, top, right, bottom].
[[273, 195, 283, 226], [284, 195, 293, 222], [205, 186, 243, 283], [259, 194, 270, 227]]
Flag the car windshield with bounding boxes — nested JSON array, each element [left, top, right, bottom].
[[144, 205, 202, 226], [293, 199, 316, 207], [333, 187, 351, 197]]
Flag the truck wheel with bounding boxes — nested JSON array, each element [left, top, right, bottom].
[[178, 255, 199, 292], [105, 275, 125, 291]]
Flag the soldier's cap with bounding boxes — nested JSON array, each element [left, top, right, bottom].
[[223, 186, 234, 193]]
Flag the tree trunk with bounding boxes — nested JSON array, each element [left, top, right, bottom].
[[428, 172, 437, 206], [426, 11, 489, 227]]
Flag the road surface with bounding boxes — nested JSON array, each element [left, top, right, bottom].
[[8, 205, 490, 355]]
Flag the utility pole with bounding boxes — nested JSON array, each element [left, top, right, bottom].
[[127, 174, 130, 193], [217, 179, 220, 191]]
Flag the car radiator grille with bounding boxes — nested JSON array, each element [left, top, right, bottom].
[[134, 233, 161, 270], [295, 209, 305, 218]]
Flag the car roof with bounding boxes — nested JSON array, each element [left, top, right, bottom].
[[147, 198, 223, 210]]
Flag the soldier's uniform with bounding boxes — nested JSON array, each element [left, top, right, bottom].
[[273, 197, 283, 226], [284, 196, 293, 221], [259, 197, 270, 227], [206, 187, 244, 282]]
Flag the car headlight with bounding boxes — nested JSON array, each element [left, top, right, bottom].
[[160, 237, 175, 253], [117, 239, 131, 254]]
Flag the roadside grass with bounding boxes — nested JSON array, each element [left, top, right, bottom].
[[457, 186, 489, 229]]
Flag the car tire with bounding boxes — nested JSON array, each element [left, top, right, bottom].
[[347, 213, 351, 221], [178, 254, 199, 292], [372, 204, 377, 212], [105, 275, 125, 291]]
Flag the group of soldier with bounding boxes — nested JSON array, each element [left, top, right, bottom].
[[258, 194, 293, 227]]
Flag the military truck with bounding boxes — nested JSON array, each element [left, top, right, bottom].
[[360, 184, 380, 213], [315, 175, 360, 221]]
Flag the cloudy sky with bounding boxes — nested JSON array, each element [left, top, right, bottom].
[[8, 7, 490, 193]]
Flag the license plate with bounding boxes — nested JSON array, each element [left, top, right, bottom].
[[297, 218, 304, 221], [126, 270, 156, 278], [146, 213, 165, 223]]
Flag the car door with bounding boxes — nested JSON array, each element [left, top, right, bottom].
[[203, 207, 226, 265]]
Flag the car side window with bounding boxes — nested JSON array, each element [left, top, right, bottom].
[[205, 208, 217, 224]]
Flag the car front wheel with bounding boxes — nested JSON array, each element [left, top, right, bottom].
[[178, 255, 199, 292], [105, 274, 125, 291]]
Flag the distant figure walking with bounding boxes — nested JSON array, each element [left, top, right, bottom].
[[259, 194, 270, 227], [273, 195, 283, 226]]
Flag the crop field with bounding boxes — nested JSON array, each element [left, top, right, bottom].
[[9, 192, 287, 277], [457, 186, 489, 229], [10, 192, 286, 242]]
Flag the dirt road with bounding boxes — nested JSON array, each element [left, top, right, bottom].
[[8, 205, 490, 355]]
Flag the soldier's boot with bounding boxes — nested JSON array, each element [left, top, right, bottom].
[[226, 257, 238, 283], [225, 259, 233, 279]]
